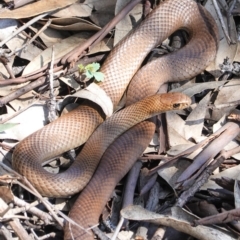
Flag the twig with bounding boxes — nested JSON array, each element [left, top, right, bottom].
[[122, 160, 142, 209], [20, 30, 46, 50], [20, 178, 64, 227], [92, 226, 110, 240], [111, 217, 124, 240], [36, 232, 56, 240], [140, 173, 158, 195]]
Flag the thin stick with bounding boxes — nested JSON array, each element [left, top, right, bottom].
[[111, 217, 124, 240]]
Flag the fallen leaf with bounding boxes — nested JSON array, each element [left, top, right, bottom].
[[52, 3, 93, 18], [121, 205, 234, 240], [0, 0, 78, 19], [38, 28, 68, 47], [234, 180, 240, 209], [184, 92, 211, 140], [114, 0, 142, 45], [171, 81, 227, 97], [0, 104, 48, 141], [205, 0, 238, 72], [202, 165, 240, 190], [65, 82, 113, 117], [87, 0, 117, 27], [158, 158, 191, 190], [214, 80, 240, 107]]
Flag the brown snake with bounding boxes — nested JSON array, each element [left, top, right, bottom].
[[12, 0, 219, 239]]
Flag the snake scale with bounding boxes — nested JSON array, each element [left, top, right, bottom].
[[12, 0, 218, 239]]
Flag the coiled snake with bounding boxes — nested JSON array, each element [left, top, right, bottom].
[[12, 0, 218, 239]]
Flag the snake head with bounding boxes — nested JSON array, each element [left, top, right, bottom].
[[160, 92, 191, 110]]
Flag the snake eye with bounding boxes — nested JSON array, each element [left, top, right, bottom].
[[173, 103, 180, 109]]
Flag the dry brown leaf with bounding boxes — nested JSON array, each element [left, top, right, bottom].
[[171, 81, 227, 97], [214, 80, 240, 107], [143, 133, 159, 153], [205, 0, 238, 72], [0, 104, 47, 141], [167, 143, 195, 157], [7, 93, 37, 112], [121, 205, 235, 240], [0, 19, 18, 41], [202, 164, 240, 190], [0, 0, 77, 19], [166, 111, 191, 148], [158, 159, 191, 190], [66, 83, 113, 117], [234, 180, 240, 209], [38, 28, 68, 47], [52, 3, 93, 18], [184, 92, 211, 140], [87, 0, 117, 27], [114, 0, 142, 45], [7, 33, 42, 61]]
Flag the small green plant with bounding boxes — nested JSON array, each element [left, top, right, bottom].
[[78, 62, 104, 82]]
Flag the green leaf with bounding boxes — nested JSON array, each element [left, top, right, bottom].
[[85, 70, 94, 79], [78, 64, 85, 72], [0, 123, 19, 133], [93, 72, 104, 82], [85, 62, 100, 73]]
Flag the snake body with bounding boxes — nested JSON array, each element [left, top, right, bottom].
[[12, 0, 218, 239]]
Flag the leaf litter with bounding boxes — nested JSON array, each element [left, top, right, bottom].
[[0, 0, 240, 239]]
